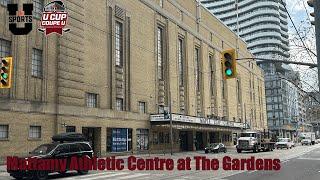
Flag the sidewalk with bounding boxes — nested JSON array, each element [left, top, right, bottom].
[[0, 165, 5, 173]]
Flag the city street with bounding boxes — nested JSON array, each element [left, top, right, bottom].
[[1, 144, 319, 180]]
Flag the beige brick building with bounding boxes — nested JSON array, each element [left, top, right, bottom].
[[0, 0, 267, 158]]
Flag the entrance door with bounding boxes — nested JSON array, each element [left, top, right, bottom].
[[179, 131, 188, 151], [82, 127, 95, 152], [196, 132, 204, 150], [209, 132, 215, 143]]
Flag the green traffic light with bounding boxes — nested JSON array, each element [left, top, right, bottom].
[[1, 73, 8, 79], [225, 69, 233, 76]]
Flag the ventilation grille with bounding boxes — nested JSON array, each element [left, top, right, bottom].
[[115, 6, 125, 20]]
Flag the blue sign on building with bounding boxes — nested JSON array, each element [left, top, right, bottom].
[[111, 128, 128, 152]]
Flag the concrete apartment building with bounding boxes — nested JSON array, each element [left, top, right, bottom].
[[0, 0, 267, 158], [201, 0, 305, 139], [305, 92, 320, 136]]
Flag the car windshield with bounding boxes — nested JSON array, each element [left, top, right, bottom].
[[240, 133, 256, 137], [31, 144, 57, 155], [209, 143, 219, 147], [278, 138, 289, 142]]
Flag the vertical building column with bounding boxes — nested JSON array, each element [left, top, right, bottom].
[[100, 128, 107, 156], [131, 128, 137, 154], [76, 126, 82, 133]]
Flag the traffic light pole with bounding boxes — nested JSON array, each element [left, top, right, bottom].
[[169, 90, 173, 155], [315, 0, 320, 92]]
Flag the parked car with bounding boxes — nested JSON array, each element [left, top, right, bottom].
[[275, 138, 294, 149], [301, 138, 312, 146], [316, 139, 320, 144], [204, 143, 227, 153], [8, 133, 93, 180]]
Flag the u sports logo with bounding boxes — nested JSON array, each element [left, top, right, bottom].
[[7, 4, 33, 35]]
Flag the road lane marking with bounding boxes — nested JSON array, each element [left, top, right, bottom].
[[62, 172, 127, 180], [82, 172, 130, 180], [248, 170, 257, 174], [297, 157, 320, 161], [210, 145, 320, 179], [63, 171, 113, 179], [115, 173, 149, 179]]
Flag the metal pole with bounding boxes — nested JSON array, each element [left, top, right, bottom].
[[244, 103, 246, 129], [279, 117, 281, 138], [169, 90, 173, 155], [315, 0, 320, 92]]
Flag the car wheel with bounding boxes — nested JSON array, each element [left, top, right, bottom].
[[205, 150, 208, 154], [78, 170, 89, 175], [237, 149, 242, 153], [253, 146, 257, 153], [224, 149, 227, 153], [34, 171, 48, 180], [58, 171, 67, 175]]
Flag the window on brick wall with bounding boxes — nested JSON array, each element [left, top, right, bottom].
[[116, 98, 124, 111], [139, 101, 146, 113], [115, 21, 123, 67], [157, 26, 164, 80], [86, 93, 98, 108], [158, 105, 164, 114], [0, 39, 11, 57], [29, 126, 41, 139], [178, 38, 184, 87], [0, 125, 8, 139], [32, 49, 43, 78], [194, 47, 200, 91]]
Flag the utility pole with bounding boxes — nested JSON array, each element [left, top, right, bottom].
[[244, 103, 247, 130], [169, 90, 173, 155]]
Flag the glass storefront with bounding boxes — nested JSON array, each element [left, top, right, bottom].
[[137, 129, 149, 150]]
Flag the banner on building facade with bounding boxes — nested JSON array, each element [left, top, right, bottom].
[[150, 114, 247, 129]]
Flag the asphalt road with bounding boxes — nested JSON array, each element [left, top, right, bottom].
[[1, 144, 320, 180], [227, 146, 320, 180]]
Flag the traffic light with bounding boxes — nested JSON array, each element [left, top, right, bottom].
[[221, 49, 237, 79], [0, 57, 13, 89]]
